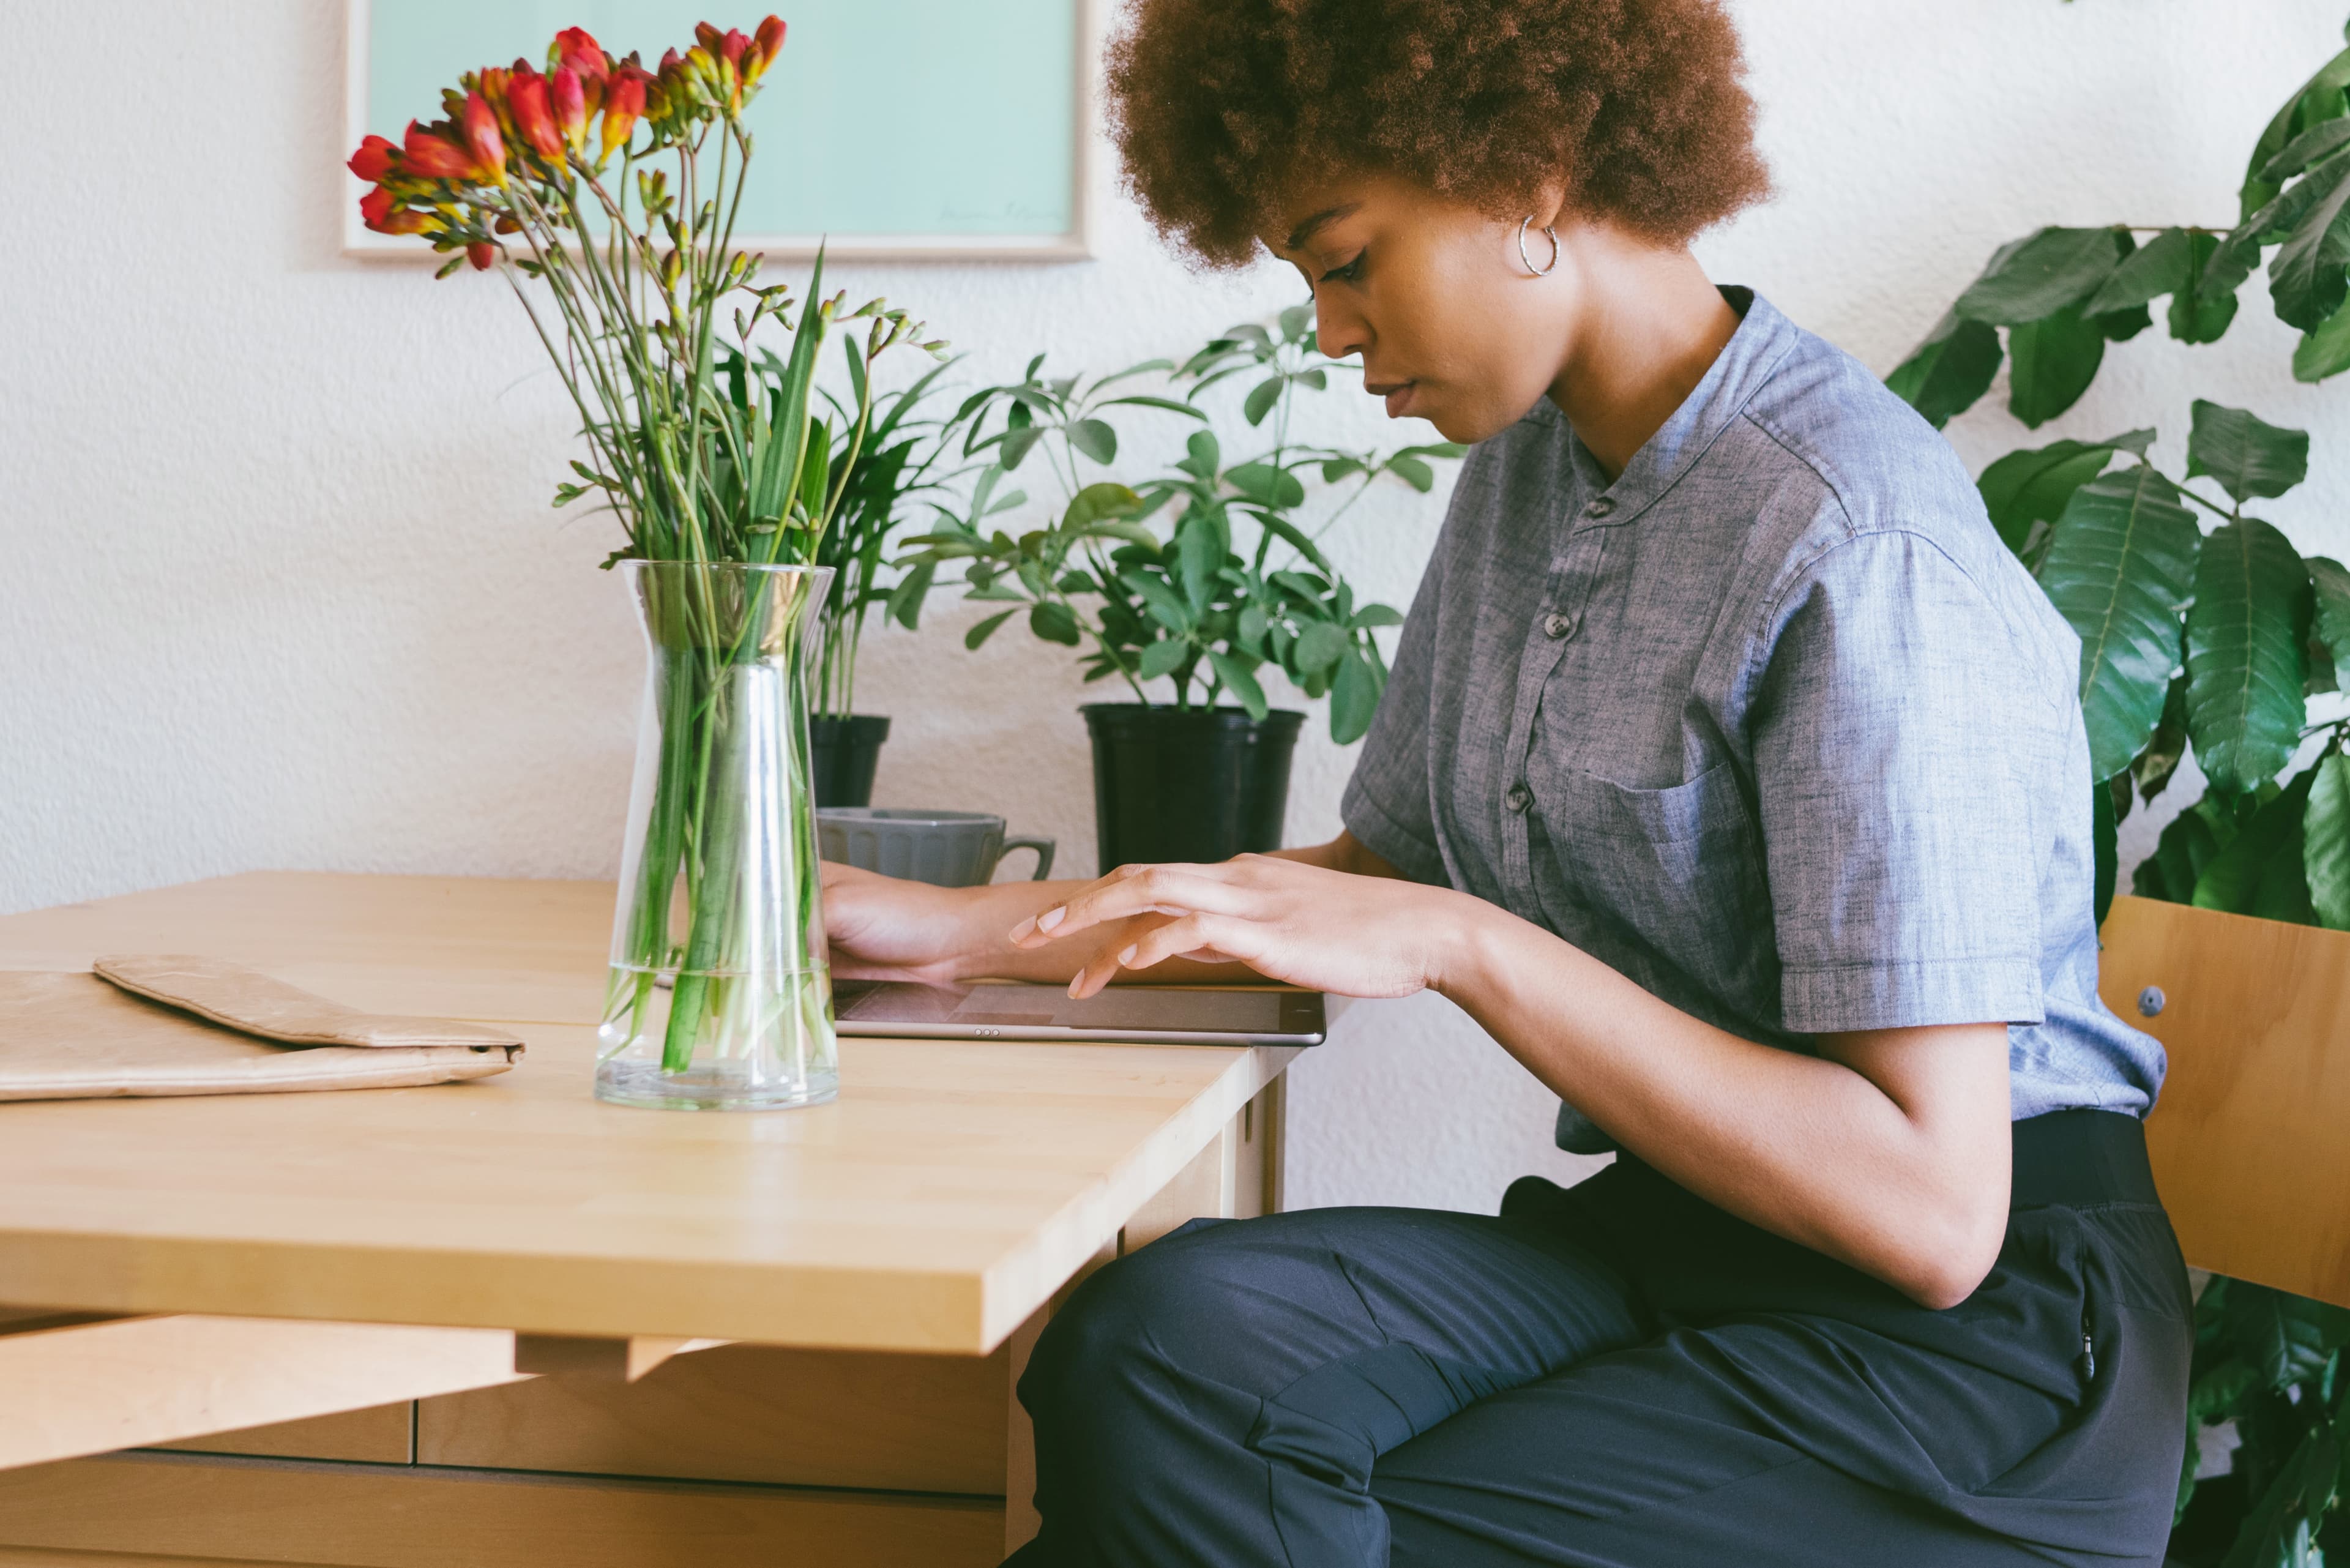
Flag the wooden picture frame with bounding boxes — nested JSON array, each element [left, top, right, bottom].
[[341, 0, 1096, 263]]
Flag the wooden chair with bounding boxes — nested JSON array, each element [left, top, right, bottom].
[[2097, 895, 2350, 1309]]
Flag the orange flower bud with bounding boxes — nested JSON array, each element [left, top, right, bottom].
[[506, 69, 565, 162], [463, 91, 507, 187], [694, 22, 725, 57], [401, 119, 477, 181], [468, 240, 499, 271], [347, 133, 397, 183], [552, 66, 588, 154]]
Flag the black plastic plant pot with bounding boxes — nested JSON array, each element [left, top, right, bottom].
[[1081, 703, 1306, 871], [809, 714, 891, 808]]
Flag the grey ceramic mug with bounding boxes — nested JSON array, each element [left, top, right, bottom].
[[816, 808, 1057, 888]]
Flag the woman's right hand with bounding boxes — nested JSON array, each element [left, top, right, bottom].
[[820, 861, 993, 987]]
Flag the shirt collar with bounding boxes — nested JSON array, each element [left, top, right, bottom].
[[1556, 286, 1800, 525]]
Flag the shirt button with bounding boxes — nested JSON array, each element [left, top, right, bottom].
[[1584, 496, 1616, 519], [1542, 611, 1576, 640], [1505, 783, 1532, 814]]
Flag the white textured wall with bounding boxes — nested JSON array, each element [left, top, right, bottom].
[[5, 1, 2347, 1212]]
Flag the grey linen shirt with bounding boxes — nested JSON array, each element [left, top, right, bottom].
[[1341, 288, 2166, 1154]]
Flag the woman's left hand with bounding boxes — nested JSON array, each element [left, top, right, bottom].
[[1007, 853, 1472, 999]]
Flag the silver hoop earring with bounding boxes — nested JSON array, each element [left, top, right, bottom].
[[1518, 216, 1560, 277]]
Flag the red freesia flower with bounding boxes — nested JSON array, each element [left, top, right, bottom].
[[348, 133, 398, 183], [694, 21, 726, 58], [359, 184, 431, 236], [601, 66, 647, 162], [554, 26, 607, 88], [401, 119, 477, 181], [468, 240, 499, 271], [552, 66, 588, 153], [506, 68, 565, 161], [463, 91, 508, 186]]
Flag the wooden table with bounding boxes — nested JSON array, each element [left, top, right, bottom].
[[0, 873, 1297, 1567]]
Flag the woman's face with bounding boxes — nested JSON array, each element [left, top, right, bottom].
[[1264, 173, 1573, 445]]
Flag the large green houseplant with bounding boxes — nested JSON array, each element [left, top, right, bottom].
[[902, 305, 1462, 867], [1886, 20, 2350, 1564]]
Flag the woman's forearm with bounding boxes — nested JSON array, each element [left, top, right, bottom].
[[1429, 895, 2011, 1309]]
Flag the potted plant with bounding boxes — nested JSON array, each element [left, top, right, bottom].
[[1886, 21, 2350, 1559], [719, 345, 965, 805], [901, 307, 1463, 868], [348, 19, 944, 1110]]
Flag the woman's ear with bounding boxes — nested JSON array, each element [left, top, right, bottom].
[[1528, 179, 1572, 233]]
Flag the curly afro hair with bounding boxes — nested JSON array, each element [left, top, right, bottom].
[[1104, 0, 1771, 269]]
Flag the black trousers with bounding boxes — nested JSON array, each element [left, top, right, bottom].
[[1008, 1110, 2191, 1567]]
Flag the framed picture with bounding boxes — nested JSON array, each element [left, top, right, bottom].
[[343, 0, 1094, 261]]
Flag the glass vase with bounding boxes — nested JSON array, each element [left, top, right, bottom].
[[598, 561, 838, 1111]]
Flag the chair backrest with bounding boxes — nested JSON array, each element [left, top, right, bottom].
[[2097, 894, 2350, 1309]]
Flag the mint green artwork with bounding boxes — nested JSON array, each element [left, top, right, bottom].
[[346, 0, 1087, 256]]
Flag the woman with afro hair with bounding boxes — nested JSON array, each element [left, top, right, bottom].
[[821, 0, 2192, 1561]]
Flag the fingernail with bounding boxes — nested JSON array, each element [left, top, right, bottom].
[[1037, 906, 1065, 933], [1067, 974, 1086, 998], [1117, 944, 1138, 967]]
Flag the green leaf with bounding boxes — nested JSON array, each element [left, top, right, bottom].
[[1028, 601, 1081, 647], [2035, 467, 2201, 777], [1000, 426, 1046, 471], [1277, 302, 1315, 343], [1330, 649, 1381, 744], [2082, 227, 2193, 315], [1067, 418, 1117, 465], [2185, 517, 2311, 794], [2092, 774, 2117, 925], [2135, 797, 2223, 904], [964, 608, 1017, 650], [2092, 303, 2152, 343], [2292, 303, 2350, 381], [2005, 307, 2107, 428], [1179, 430, 1222, 479], [1136, 638, 1189, 680], [1208, 649, 1269, 718], [2187, 401, 2311, 503], [2172, 231, 2245, 345], [2196, 767, 2318, 916], [886, 560, 936, 630], [1885, 312, 2002, 428], [2310, 557, 2350, 672], [1063, 482, 1143, 531], [1237, 603, 1270, 654], [1293, 621, 1348, 674], [1177, 518, 1219, 611], [2264, 115, 2350, 186], [1122, 570, 1194, 633], [2306, 750, 2350, 930], [2224, 1279, 2350, 1391], [1243, 376, 1285, 427], [1386, 455, 1436, 492], [1955, 227, 2128, 324], [1975, 433, 2151, 558], [1227, 462, 1308, 510], [2136, 673, 2191, 804], [1351, 603, 1405, 630], [2265, 153, 2350, 331], [1097, 394, 1210, 421], [2240, 43, 2350, 218]]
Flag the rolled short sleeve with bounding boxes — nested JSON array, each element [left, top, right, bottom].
[[1340, 542, 1452, 887], [1752, 531, 2053, 1034]]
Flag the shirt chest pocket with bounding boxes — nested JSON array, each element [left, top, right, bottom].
[[1520, 758, 1777, 1001]]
